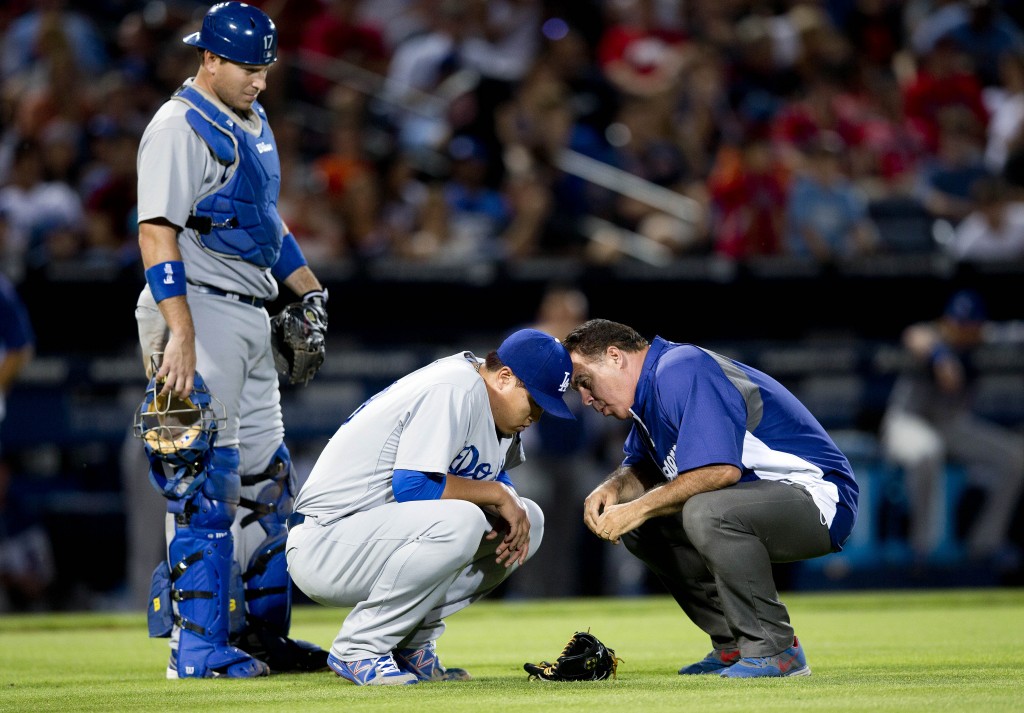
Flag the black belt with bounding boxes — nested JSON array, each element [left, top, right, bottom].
[[190, 283, 265, 308], [286, 512, 306, 530]]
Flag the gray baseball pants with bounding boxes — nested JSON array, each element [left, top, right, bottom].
[[621, 478, 832, 658]]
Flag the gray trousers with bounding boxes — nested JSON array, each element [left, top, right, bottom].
[[622, 479, 832, 658]]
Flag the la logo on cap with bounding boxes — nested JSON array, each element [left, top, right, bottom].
[[559, 372, 570, 393]]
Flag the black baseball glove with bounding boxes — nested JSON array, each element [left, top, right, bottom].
[[524, 630, 621, 682], [271, 290, 328, 386]]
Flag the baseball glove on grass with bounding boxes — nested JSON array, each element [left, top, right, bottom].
[[271, 291, 327, 386], [524, 630, 621, 681]]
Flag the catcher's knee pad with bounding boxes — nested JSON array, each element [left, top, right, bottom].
[[239, 443, 294, 536], [200, 446, 242, 512]]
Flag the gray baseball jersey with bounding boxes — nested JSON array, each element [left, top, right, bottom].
[[136, 78, 280, 301], [294, 351, 524, 520], [286, 351, 541, 661]]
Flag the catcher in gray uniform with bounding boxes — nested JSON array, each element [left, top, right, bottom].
[[133, 2, 329, 679]]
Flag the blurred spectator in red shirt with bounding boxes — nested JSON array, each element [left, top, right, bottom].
[[841, 0, 907, 74], [770, 68, 867, 175], [297, 0, 390, 104], [595, 0, 691, 100], [707, 130, 789, 261], [853, 69, 928, 198], [903, 34, 990, 154]]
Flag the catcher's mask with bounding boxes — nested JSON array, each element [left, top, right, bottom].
[[133, 369, 225, 476]]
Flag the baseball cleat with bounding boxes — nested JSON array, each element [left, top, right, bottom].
[[678, 647, 741, 675], [232, 625, 330, 673], [394, 641, 472, 682], [328, 653, 419, 686], [719, 636, 811, 678]]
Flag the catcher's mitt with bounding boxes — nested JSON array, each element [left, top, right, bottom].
[[271, 291, 328, 386], [524, 630, 621, 682]]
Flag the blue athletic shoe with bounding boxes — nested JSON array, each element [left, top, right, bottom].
[[720, 637, 811, 678], [327, 652, 419, 686], [678, 647, 741, 675], [394, 641, 472, 682]]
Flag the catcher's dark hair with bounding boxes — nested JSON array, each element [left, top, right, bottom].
[[562, 319, 648, 359]]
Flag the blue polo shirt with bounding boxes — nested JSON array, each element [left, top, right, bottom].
[[622, 337, 858, 551]]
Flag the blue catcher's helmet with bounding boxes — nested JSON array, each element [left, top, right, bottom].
[[133, 370, 225, 478], [183, 2, 278, 66]]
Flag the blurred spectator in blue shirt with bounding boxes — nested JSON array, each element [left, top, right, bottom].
[[915, 106, 993, 225], [0, 139, 83, 281], [784, 131, 880, 262], [1, 0, 109, 83]]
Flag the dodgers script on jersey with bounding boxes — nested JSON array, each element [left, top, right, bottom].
[[294, 352, 522, 521]]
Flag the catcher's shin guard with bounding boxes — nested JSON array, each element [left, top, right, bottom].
[[239, 443, 293, 633], [232, 444, 328, 672], [234, 530, 328, 672], [169, 447, 266, 678]]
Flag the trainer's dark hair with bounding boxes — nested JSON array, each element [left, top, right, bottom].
[[562, 319, 649, 359]]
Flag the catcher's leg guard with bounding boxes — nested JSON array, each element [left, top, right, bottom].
[[233, 444, 328, 672], [169, 446, 268, 679], [239, 443, 293, 633], [147, 559, 174, 638]]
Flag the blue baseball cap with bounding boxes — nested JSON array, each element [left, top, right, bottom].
[[944, 289, 987, 323], [497, 329, 575, 420]]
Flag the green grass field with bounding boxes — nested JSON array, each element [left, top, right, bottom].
[[1, 588, 1022, 713]]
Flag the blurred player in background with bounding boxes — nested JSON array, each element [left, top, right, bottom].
[[501, 284, 640, 598], [880, 289, 1024, 568], [0, 270, 47, 612]]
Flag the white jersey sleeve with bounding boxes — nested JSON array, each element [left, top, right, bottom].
[[294, 353, 514, 521]]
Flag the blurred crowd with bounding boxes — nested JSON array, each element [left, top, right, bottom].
[[2, 0, 1024, 288], [3, 0, 1024, 611]]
